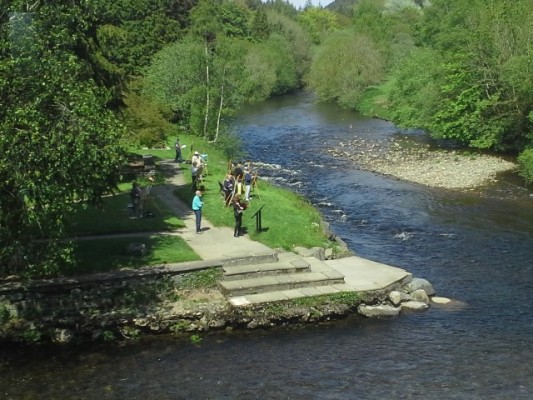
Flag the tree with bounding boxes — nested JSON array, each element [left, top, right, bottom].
[[1, 6, 125, 276], [143, 38, 206, 134], [309, 29, 385, 108], [390, 0, 533, 152], [297, 6, 340, 45]]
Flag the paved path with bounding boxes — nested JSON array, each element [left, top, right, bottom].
[[150, 160, 412, 295], [150, 160, 277, 261]]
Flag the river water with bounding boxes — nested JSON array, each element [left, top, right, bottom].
[[1, 91, 532, 399]]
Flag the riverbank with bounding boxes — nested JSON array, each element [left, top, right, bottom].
[[0, 159, 437, 345], [328, 133, 518, 190]]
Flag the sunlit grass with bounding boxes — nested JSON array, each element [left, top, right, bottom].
[[172, 134, 332, 250]]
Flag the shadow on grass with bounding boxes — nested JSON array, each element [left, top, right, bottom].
[[65, 192, 184, 236], [69, 235, 200, 276]]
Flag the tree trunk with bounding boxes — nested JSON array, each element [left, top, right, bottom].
[[203, 43, 210, 139], [210, 67, 226, 144]]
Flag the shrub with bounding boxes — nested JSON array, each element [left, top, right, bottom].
[[517, 148, 533, 185]]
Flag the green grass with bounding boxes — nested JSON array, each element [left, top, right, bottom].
[[61, 130, 335, 276], [69, 235, 200, 275], [65, 192, 184, 235], [357, 79, 395, 120]]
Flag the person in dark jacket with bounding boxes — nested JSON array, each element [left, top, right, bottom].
[[130, 182, 143, 218], [232, 194, 246, 237]]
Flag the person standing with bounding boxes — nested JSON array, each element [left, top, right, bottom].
[[130, 182, 143, 218], [192, 190, 204, 234], [191, 151, 204, 191], [223, 173, 235, 205], [232, 194, 245, 237], [244, 168, 252, 201], [174, 138, 182, 163]]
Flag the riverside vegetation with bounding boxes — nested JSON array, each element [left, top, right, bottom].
[[0, 134, 355, 345], [1, 0, 531, 343]]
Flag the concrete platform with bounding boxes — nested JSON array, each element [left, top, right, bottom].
[[325, 256, 412, 292]]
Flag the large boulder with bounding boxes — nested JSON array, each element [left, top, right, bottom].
[[410, 289, 430, 304], [358, 304, 400, 318], [389, 290, 410, 306], [403, 278, 435, 296]]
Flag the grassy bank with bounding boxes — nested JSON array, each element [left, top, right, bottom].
[[357, 79, 394, 120], [64, 131, 336, 276], [167, 134, 334, 251]]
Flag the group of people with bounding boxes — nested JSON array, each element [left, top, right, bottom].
[[193, 161, 255, 238], [222, 163, 253, 204]]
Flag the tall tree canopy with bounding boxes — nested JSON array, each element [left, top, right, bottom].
[[1, 3, 126, 276], [389, 0, 533, 152]]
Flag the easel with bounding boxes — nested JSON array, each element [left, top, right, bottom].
[[251, 171, 261, 200], [142, 174, 160, 217]]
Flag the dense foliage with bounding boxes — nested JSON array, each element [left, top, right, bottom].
[[1, 3, 126, 276], [1, 0, 531, 277], [142, 0, 309, 142], [309, 0, 532, 182]]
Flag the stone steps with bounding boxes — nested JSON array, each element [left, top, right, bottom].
[[219, 252, 346, 302], [229, 283, 356, 306], [222, 259, 311, 281]]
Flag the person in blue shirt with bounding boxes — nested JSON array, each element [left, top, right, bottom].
[[192, 190, 204, 234]]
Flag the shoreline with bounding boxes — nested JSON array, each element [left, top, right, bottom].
[[328, 134, 518, 190]]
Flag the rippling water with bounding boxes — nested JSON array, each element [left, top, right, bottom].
[[1, 91, 532, 399]]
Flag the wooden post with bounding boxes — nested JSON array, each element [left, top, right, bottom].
[[250, 204, 265, 232]]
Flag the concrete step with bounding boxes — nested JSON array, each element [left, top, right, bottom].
[[219, 270, 345, 297], [222, 259, 311, 281], [221, 251, 279, 267], [228, 283, 357, 306]]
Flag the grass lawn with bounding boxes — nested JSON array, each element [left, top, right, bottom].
[[64, 176, 195, 274], [358, 79, 394, 120], [69, 235, 200, 276]]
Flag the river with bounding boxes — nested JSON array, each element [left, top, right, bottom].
[[1, 91, 532, 399]]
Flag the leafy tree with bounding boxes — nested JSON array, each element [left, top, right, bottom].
[[266, 10, 312, 84], [1, 5, 125, 276], [518, 147, 533, 185], [390, 0, 532, 153], [309, 29, 385, 108], [88, 0, 184, 75], [388, 47, 443, 130], [251, 8, 270, 41], [297, 6, 340, 45], [263, 0, 298, 18], [143, 38, 206, 134]]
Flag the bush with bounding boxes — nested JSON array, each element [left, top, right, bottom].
[[517, 148, 533, 185]]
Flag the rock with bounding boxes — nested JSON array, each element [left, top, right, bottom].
[[431, 296, 451, 304], [389, 290, 410, 306], [53, 328, 75, 344], [358, 304, 400, 318], [401, 301, 429, 311], [410, 289, 429, 304], [324, 248, 334, 260], [126, 243, 146, 256], [293, 246, 325, 261], [403, 278, 435, 296]]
